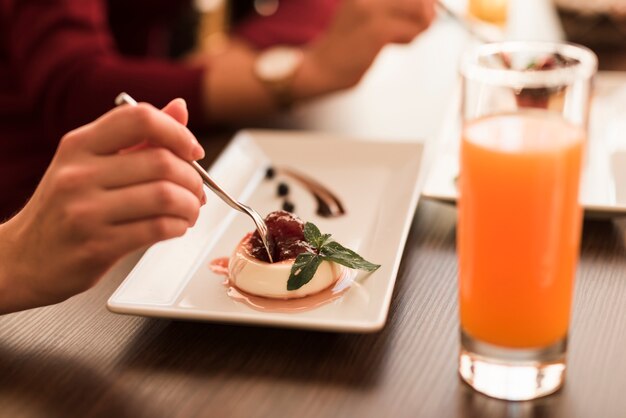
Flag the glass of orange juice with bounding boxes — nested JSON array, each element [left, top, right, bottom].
[[468, 0, 508, 25], [458, 42, 597, 401]]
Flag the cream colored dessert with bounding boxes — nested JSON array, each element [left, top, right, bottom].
[[224, 210, 379, 301], [228, 238, 345, 299]]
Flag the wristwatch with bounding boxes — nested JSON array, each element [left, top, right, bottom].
[[254, 46, 304, 109]]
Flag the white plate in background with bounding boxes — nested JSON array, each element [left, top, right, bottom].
[[108, 130, 426, 332], [422, 71, 626, 217]]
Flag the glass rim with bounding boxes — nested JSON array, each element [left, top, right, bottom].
[[460, 41, 598, 88]]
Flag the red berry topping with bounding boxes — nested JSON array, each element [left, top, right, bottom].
[[247, 210, 315, 262]]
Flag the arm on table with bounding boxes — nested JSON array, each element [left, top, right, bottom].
[[196, 0, 437, 122], [5, 0, 436, 135]]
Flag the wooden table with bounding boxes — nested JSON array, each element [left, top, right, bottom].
[[3, 12, 626, 418], [2, 199, 626, 418]]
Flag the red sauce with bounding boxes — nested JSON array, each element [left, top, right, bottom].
[[208, 257, 230, 275]]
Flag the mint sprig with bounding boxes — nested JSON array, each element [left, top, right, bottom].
[[286, 222, 380, 291], [320, 241, 381, 271], [303, 222, 332, 250]]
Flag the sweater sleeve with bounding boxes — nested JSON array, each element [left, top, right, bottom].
[[4, 0, 206, 143], [234, 0, 340, 49]]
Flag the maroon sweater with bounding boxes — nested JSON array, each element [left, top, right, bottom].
[[0, 0, 338, 218]]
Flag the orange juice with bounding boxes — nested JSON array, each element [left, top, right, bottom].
[[468, 0, 508, 25], [458, 111, 584, 348]]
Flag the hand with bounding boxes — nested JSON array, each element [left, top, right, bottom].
[[0, 99, 205, 313], [189, 0, 436, 123], [295, 0, 437, 94]]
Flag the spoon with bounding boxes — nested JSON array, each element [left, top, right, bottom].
[[114, 92, 274, 263]]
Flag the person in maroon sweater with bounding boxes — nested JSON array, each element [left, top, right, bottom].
[[0, 0, 435, 219]]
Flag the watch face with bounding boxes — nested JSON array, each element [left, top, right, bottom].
[[255, 47, 303, 82]]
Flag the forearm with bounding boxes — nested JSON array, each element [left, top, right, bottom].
[[0, 219, 41, 315], [203, 42, 341, 124], [200, 0, 341, 123], [207, 0, 437, 125]]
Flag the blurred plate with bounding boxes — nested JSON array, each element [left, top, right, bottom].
[[422, 71, 626, 218]]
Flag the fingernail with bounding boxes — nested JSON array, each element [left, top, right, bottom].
[[192, 142, 205, 160], [173, 98, 187, 109], [201, 192, 207, 205]]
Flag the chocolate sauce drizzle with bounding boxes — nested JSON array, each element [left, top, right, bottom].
[[277, 167, 345, 218]]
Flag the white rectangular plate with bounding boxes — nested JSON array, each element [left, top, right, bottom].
[[422, 71, 626, 217], [108, 130, 425, 332]]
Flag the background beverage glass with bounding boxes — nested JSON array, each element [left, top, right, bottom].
[[458, 42, 597, 401], [468, 0, 508, 25]]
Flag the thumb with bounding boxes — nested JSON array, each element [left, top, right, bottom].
[[161, 98, 189, 126]]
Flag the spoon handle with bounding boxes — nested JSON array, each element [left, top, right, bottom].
[[189, 160, 245, 213]]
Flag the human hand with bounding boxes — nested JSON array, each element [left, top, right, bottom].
[[0, 99, 205, 313], [187, 1, 435, 123], [296, 0, 436, 94]]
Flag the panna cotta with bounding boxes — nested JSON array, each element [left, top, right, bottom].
[[216, 210, 379, 303], [227, 211, 344, 299], [229, 234, 345, 299]]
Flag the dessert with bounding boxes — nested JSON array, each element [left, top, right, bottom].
[[229, 241, 344, 299], [212, 211, 380, 302]]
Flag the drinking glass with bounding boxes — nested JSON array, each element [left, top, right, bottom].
[[468, 0, 508, 25], [457, 42, 597, 401]]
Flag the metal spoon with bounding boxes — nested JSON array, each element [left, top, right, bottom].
[[114, 92, 274, 263]]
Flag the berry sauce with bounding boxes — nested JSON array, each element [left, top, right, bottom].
[[247, 211, 316, 263], [207, 210, 359, 312]]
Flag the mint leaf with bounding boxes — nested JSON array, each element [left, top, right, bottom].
[[287, 253, 323, 291], [303, 222, 321, 244], [303, 222, 331, 250], [287, 222, 381, 291], [320, 241, 380, 272]]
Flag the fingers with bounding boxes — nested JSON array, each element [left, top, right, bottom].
[[109, 216, 191, 255], [100, 181, 201, 225], [83, 102, 204, 161], [383, 18, 428, 44], [389, 0, 436, 28], [352, 0, 434, 47], [420, 0, 437, 27], [94, 147, 205, 203], [161, 98, 189, 126]]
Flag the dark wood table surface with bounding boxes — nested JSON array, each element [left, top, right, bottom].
[[3, 19, 626, 418]]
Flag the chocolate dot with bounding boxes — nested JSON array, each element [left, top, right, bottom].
[[265, 167, 275, 180], [277, 182, 289, 197], [282, 201, 295, 213]]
